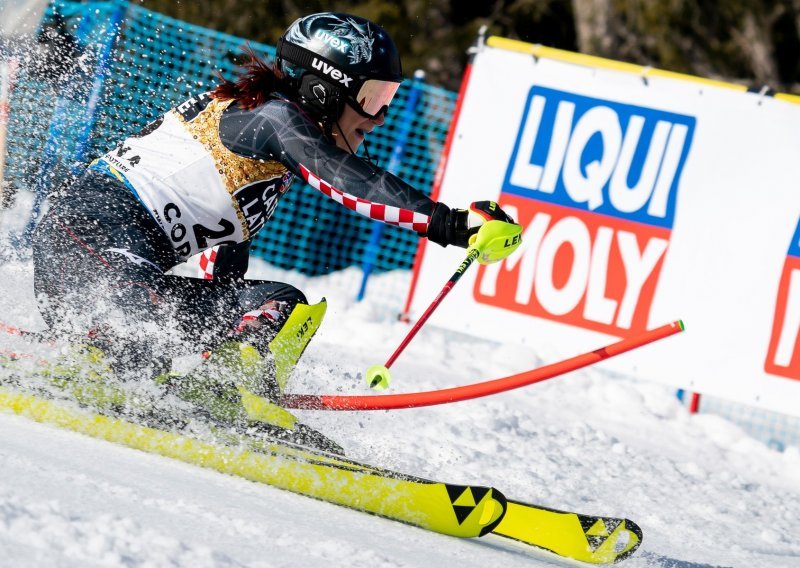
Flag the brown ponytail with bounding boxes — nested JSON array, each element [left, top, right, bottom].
[[212, 45, 284, 110]]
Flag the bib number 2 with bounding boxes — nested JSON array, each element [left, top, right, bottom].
[[163, 202, 236, 257]]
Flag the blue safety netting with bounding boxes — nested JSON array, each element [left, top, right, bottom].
[[3, 0, 457, 280]]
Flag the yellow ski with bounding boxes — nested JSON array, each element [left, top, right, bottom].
[[0, 386, 506, 539], [0, 321, 644, 563], [493, 499, 643, 564]]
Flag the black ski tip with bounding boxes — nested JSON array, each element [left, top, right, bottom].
[[612, 519, 644, 564], [480, 488, 507, 536], [444, 484, 507, 536]]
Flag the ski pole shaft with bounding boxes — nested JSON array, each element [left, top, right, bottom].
[[385, 247, 480, 369], [366, 247, 481, 390]]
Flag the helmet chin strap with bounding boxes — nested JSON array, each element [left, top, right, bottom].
[[362, 136, 375, 165], [299, 79, 380, 168], [333, 116, 379, 170]]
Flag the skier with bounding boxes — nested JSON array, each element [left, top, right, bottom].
[[31, 12, 520, 445]]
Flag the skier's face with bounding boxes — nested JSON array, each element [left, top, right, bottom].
[[332, 104, 386, 154]]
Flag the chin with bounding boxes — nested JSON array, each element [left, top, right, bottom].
[[334, 136, 362, 154]]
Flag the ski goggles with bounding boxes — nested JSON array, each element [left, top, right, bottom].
[[351, 79, 401, 119]]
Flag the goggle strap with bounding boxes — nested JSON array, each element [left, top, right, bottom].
[[278, 40, 351, 88]]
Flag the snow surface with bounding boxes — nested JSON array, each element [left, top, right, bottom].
[[1, 233, 799, 567]]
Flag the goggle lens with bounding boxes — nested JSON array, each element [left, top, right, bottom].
[[354, 79, 400, 118]]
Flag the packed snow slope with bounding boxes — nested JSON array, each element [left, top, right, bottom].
[[0, 239, 799, 567]]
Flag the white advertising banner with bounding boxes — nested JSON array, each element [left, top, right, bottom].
[[0, 0, 50, 38], [408, 37, 800, 417]]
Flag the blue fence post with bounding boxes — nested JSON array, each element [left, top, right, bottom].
[[71, 3, 126, 169], [356, 69, 425, 302], [20, 1, 126, 247]]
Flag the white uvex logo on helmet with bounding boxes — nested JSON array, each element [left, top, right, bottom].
[[311, 57, 353, 87], [314, 30, 349, 54], [293, 14, 375, 65], [328, 17, 374, 65]]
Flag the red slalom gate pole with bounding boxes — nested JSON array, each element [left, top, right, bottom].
[[282, 320, 685, 411]]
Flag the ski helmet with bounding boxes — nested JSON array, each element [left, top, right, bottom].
[[276, 13, 403, 125]]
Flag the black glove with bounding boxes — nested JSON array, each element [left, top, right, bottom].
[[426, 201, 516, 248]]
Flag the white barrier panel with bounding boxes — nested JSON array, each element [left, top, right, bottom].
[[407, 37, 800, 417], [0, 0, 50, 38]]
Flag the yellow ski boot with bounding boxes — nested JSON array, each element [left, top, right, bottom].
[[162, 300, 341, 453]]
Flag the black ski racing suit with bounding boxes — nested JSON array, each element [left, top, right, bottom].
[[32, 93, 442, 378]]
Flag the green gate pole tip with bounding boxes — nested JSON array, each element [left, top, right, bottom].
[[678, 320, 685, 331]]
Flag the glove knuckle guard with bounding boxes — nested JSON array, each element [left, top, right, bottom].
[[426, 200, 519, 251]]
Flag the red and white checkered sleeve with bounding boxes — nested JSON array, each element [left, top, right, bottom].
[[197, 247, 218, 280], [299, 164, 430, 233]]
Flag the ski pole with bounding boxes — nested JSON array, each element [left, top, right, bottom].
[[366, 246, 481, 390]]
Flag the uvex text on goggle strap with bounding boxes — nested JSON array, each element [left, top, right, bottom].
[[277, 40, 401, 119]]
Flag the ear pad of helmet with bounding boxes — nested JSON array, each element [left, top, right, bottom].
[[298, 74, 345, 122]]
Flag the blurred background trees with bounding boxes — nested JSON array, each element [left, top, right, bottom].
[[138, 0, 799, 94]]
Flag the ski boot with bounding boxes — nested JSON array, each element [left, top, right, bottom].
[[43, 344, 130, 413], [161, 300, 342, 454], [40, 328, 171, 422]]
